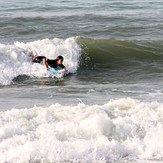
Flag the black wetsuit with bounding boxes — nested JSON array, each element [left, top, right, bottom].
[[33, 56, 65, 69], [46, 59, 65, 69]]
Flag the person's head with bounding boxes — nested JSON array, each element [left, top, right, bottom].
[[56, 56, 64, 65]]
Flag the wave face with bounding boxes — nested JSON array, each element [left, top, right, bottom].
[[0, 98, 163, 162], [0, 37, 81, 85], [79, 38, 163, 79]]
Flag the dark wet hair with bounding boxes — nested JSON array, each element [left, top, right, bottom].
[[56, 56, 64, 61]]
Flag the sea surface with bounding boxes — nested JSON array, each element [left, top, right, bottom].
[[0, 0, 163, 162]]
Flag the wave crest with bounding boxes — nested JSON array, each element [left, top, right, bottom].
[[0, 37, 81, 85]]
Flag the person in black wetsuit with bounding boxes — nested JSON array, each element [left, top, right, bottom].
[[32, 55, 65, 70]]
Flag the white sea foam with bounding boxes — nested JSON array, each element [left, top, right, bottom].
[[0, 98, 163, 163], [0, 37, 81, 85]]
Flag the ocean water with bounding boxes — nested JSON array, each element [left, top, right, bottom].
[[0, 0, 163, 162]]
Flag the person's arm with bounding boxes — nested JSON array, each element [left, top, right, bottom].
[[42, 57, 49, 70]]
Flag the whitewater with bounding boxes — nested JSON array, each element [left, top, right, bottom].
[[0, 37, 81, 85], [1, 98, 163, 163], [0, 98, 163, 162]]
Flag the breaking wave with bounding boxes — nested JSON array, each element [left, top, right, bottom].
[[0, 98, 163, 162]]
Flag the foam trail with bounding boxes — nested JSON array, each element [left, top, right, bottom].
[[0, 37, 81, 85], [0, 98, 163, 162]]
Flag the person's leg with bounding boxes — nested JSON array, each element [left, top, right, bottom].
[[33, 56, 46, 63]]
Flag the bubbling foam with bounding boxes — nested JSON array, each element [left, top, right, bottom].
[[0, 98, 163, 162], [0, 37, 81, 85]]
